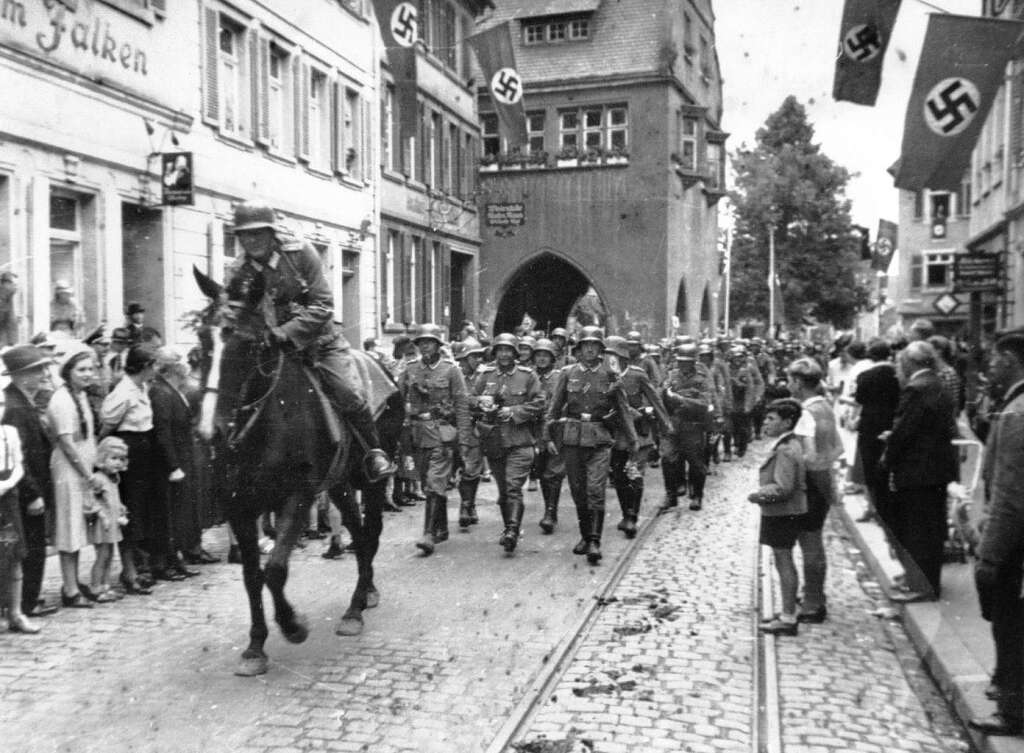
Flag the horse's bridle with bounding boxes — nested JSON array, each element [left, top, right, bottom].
[[227, 347, 285, 449]]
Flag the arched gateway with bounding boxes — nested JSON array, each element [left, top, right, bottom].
[[493, 252, 604, 334]]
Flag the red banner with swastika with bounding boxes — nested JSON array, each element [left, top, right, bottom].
[[372, 0, 419, 148], [467, 22, 529, 151], [832, 0, 901, 106], [894, 14, 1024, 191]]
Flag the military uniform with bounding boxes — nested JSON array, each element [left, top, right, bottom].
[[473, 363, 545, 551], [400, 353, 472, 553], [545, 357, 637, 562], [534, 363, 567, 533], [660, 363, 715, 509], [610, 363, 671, 536], [455, 355, 485, 527]]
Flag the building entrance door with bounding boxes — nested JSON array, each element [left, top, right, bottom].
[[121, 203, 164, 338]]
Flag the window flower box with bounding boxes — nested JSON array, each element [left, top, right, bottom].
[[556, 146, 579, 168], [606, 147, 629, 165]]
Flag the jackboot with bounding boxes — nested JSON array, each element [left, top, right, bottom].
[[538, 483, 557, 534], [615, 486, 631, 533], [432, 497, 449, 543], [345, 407, 397, 483], [573, 505, 590, 555], [621, 484, 642, 539], [501, 500, 525, 554], [586, 510, 604, 565], [458, 478, 480, 527], [415, 495, 439, 555], [689, 471, 706, 511], [659, 462, 680, 512]]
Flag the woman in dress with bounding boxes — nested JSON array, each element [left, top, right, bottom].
[[47, 344, 101, 608]]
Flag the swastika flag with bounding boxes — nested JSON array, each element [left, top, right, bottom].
[[467, 22, 529, 150], [895, 14, 1024, 191], [372, 0, 419, 147], [873, 219, 898, 273], [832, 0, 902, 106]]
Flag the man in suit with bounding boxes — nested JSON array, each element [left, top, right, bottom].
[[853, 338, 901, 529], [970, 330, 1024, 736], [883, 340, 958, 602], [2, 345, 58, 616]]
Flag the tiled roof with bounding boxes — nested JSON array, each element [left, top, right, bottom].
[[478, 0, 668, 83], [505, 0, 602, 18]]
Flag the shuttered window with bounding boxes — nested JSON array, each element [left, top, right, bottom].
[[202, 6, 252, 141]]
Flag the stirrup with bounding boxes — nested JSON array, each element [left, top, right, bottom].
[[363, 449, 396, 483]]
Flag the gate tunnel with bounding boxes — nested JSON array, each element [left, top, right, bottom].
[[493, 253, 601, 335]]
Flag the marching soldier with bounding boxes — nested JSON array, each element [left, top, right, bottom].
[[749, 337, 776, 439], [626, 330, 662, 385], [698, 340, 727, 466], [604, 336, 672, 538], [550, 327, 574, 368], [399, 324, 473, 556], [517, 335, 537, 367], [532, 338, 567, 533], [453, 338, 486, 528], [660, 343, 715, 511], [472, 334, 545, 553], [544, 327, 637, 564]]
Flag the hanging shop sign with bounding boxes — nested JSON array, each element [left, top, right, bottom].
[[953, 253, 1003, 293], [161, 152, 193, 206]]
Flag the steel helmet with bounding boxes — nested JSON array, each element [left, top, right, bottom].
[[413, 323, 446, 345], [491, 332, 519, 353], [533, 338, 556, 357], [625, 330, 643, 346], [462, 337, 485, 357], [233, 200, 278, 232], [675, 343, 698, 361], [576, 326, 605, 348], [604, 335, 630, 360], [697, 342, 714, 357], [551, 327, 569, 340], [518, 335, 537, 352], [729, 344, 748, 358]]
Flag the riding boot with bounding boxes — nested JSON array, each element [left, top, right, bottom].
[[345, 407, 397, 483], [573, 504, 590, 555], [458, 478, 480, 528], [502, 500, 525, 554], [689, 469, 706, 511], [586, 510, 604, 565], [659, 461, 679, 511], [538, 483, 557, 534], [622, 483, 641, 539], [432, 496, 449, 543], [615, 485, 631, 533], [415, 495, 438, 555]]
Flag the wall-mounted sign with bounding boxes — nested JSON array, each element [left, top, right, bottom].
[[161, 152, 193, 206], [486, 202, 525, 228], [953, 253, 1002, 293]]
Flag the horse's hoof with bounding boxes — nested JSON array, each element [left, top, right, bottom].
[[282, 614, 310, 644], [335, 614, 364, 636], [365, 588, 380, 609], [235, 653, 268, 677]]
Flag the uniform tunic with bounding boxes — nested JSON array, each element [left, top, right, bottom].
[[661, 365, 715, 498]]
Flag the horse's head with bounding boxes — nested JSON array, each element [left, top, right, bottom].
[[193, 265, 275, 442]]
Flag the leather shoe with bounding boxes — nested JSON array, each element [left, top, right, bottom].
[[8, 614, 41, 634], [969, 713, 1023, 736], [797, 606, 828, 624], [889, 590, 933, 604], [152, 569, 186, 582], [321, 542, 344, 559], [176, 566, 201, 578], [118, 576, 152, 595], [572, 538, 588, 555], [60, 590, 94, 608], [24, 600, 59, 617], [759, 617, 798, 636], [688, 497, 703, 511]]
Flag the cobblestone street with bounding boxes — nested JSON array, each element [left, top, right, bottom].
[[1, 441, 972, 753]]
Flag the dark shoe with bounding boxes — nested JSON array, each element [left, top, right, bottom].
[[467, 501, 479, 525], [118, 576, 152, 595], [458, 501, 473, 530], [797, 606, 828, 624], [572, 538, 588, 555], [500, 526, 519, 554], [889, 590, 933, 604], [228, 545, 242, 564], [688, 497, 703, 511], [152, 569, 186, 582], [23, 600, 59, 617], [759, 618, 798, 636], [585, 540, 602, 565], [383, 497, 403, 513], [61, 590, 94, 609], [78, 582, 98, 601], [539, 511, 555, 534], [174, 564, 201, 578], [396, 495, 417, 507], [969, 713, 1023, 736], [137, 573, 156, 588], [620, 517, 637, 539], [8, 614, 41, 634], [658, 496, 678, 513], [321, 541, 344, 559]]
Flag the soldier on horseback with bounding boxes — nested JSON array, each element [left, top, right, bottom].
[[228, 200, 395, 483]]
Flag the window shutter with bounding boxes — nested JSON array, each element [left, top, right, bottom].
[[297, 59, 310, 161], [441, 122, 450, 193], [910, 254, 923, 290], [254, 36, 270, 146], [361, 96, 371, 181], [247, 28, 260, 142], [440, 244, 451, 325], [331, 80, 341, 173], [399, 234, 412, 324], [202, 7, 219, 126], [417, 104, 427, 184]]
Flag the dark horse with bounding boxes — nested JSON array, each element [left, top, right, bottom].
[[193, 266, 403, 676]]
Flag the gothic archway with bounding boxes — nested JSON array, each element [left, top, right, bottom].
[[493, 252, 601, 334]]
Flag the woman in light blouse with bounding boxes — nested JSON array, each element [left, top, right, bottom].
[[47, 344, 102, 608], [100, 345, 162, 590]]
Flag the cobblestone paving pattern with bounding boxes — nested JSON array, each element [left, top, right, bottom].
[[0, 475, 649, 753], [515, 441, 972, 753]]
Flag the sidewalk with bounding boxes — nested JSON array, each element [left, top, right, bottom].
[[837, 491, 1024, 753]]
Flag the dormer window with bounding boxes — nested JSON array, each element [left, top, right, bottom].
[[522, 15, 590, 45]]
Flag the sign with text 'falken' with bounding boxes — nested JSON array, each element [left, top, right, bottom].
[[485, 202, 525, 228], [953, 253, 1003, 293]]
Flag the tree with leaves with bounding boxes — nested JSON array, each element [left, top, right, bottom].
[[729, 96, 869, 330]]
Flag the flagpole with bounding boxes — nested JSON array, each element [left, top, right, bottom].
[[768, 223, 776, 337], [724, 228, 732, 336]]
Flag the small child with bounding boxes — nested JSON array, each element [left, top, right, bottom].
[[749, 398, 807, 637], [86, 437, 129, 602]]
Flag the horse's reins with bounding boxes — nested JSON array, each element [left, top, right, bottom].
[[227, 348, 285, 449]]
